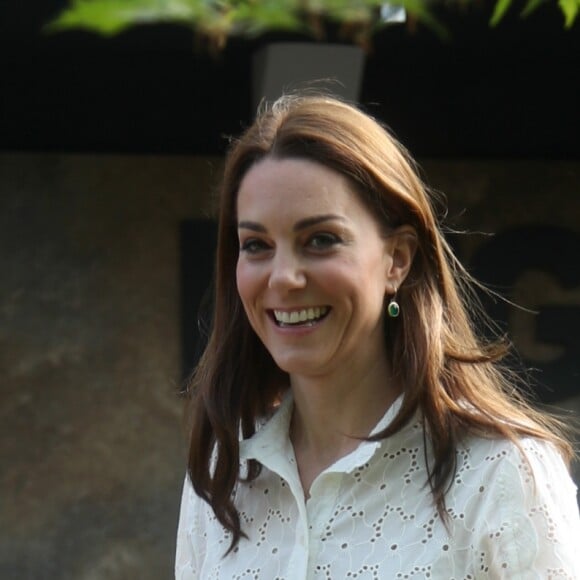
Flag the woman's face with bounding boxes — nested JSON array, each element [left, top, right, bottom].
[[236, 157, 396, 380]]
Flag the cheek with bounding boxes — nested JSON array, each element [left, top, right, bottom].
[[236, 261, 261, 311], [322, 258, 388, 315], [235, 262, 249, 303], [317, 256, 385, 293]]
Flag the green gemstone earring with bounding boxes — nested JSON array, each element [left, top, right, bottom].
[[387, 290, 400, 318]]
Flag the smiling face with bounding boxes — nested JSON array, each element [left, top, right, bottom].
[[236, 157, 400, 381]]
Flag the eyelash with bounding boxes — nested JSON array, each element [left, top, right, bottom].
[[240, 238, 270, 254], [240, 232, 342, 255], [307, 232, 342, 250]]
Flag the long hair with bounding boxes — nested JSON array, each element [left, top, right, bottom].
[[186, 94, 572, 552]]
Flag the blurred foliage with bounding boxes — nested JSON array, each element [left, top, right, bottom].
[[46, 0, 579, 50]]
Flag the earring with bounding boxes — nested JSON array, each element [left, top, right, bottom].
[[387, 289, 400, 318]]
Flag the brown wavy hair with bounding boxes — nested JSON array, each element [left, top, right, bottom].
[[186, 94, 572, 552]]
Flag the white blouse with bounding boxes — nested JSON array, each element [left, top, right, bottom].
[[175, 395, 580, 579]]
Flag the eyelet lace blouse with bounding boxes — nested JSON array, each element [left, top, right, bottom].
[[175, 395, 580, 579]]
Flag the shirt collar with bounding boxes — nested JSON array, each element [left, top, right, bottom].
[[239, 392, 405, 474], [239, 392, 294, 463]]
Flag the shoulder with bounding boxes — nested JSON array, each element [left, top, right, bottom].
[[450, 435, 580, 576], [456, 434, 573, 489], [176, 475, 209, 542], [175, 476, 199, 578], [453, 434, 577, 513], [175, 475, 228, 574]]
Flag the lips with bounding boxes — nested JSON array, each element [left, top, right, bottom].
[[271, 306, 330, 327]]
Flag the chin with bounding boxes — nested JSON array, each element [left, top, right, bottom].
[[272, 358, 303, 375], [271, 355, 327, 378]]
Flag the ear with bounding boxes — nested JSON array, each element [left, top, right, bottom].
[[384, 225, 418, 292]]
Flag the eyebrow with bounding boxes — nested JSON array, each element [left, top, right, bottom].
[[238, 214, 346, 233]]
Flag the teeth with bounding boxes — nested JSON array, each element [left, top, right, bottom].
[[274, 306, 328, 325]]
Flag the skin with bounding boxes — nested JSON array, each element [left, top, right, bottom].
[[236, 157, 416, 496]]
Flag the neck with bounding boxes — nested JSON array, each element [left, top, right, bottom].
[[289, 355, 400, 496]]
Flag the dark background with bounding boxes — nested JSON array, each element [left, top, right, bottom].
[[2, 1, 579, 159]]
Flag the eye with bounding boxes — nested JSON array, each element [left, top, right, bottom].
[[240, 238, 270, 254], [307, 232, 342, 251]]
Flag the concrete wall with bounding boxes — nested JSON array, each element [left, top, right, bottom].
[[0, 154, 221, 580], [1, 154, 578, 579]]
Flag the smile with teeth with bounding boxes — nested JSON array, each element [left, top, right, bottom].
[[272, 306, 330, 327]]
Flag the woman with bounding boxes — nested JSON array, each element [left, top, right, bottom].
[[175, 94, 579, 578]]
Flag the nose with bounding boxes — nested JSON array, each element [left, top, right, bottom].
[[268, 250, 307, 291]]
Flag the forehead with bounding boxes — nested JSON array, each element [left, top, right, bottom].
[[236, 157, 364, 219]]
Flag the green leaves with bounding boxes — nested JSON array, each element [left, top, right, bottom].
[[46, 0, 206, 35], [521, 0, 547, 18], [228, 1, 306, 36], [559, 0, 579, 27], [46, 0, 578, 46], [490, 0, 578, 27], [490, 0, 513, 26], [43, 0, 391, 44], [45, 0, 317, 38]]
